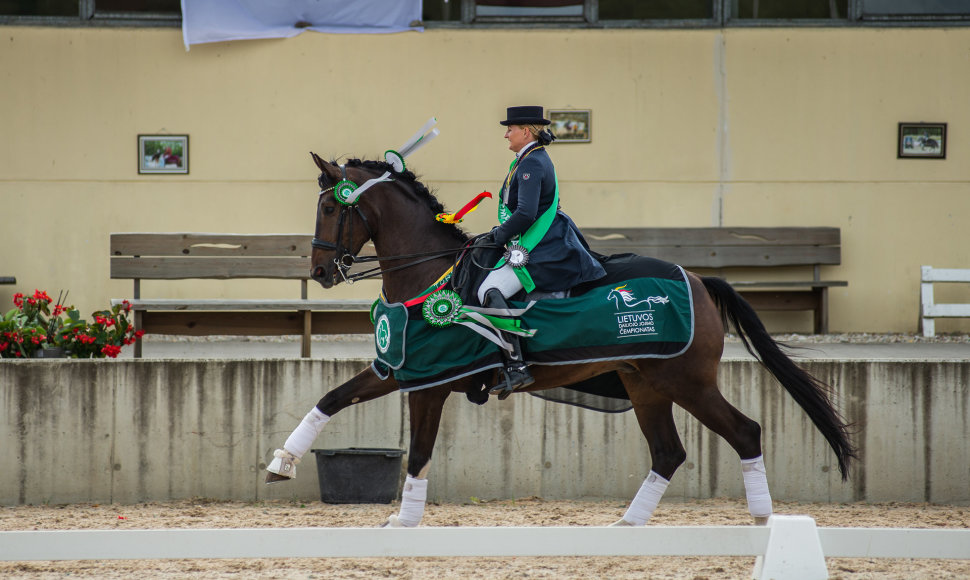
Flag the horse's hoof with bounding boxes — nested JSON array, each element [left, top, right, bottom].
[[380, 515, 409, 528], [264, 471, 291, 485], [608, 518, 635, 527], [754, 515, 770, 526], [265, 449, 299, 483]]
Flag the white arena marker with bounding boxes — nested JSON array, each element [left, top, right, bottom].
[[0, 526, 768, 561], [819, 527, 970, 559], [753, 515, 828, 580]]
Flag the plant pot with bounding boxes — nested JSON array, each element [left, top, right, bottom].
[[311, 448, 404, 504], [32, 347, 67, 359]]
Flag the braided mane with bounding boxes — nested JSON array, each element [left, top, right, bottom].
[[343, 158, 471, 244]]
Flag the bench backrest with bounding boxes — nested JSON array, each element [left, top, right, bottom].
[[581, 227, 841, 269], [111, 233, 313, 281]]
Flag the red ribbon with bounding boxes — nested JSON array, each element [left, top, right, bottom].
[[454, 191, 492, 221]]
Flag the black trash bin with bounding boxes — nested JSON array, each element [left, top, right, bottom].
[[311, 448, 404, 504]]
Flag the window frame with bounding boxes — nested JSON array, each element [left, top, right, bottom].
[[2, 0, 968, 28]]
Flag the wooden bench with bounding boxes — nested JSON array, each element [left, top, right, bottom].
[[110, 233, 374, 358], [582, 227, 847, 334], [920, 266, 970, 337]]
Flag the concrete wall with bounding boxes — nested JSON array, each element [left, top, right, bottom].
[[2, 358, 967, 506], [1, 26, 970, 333]]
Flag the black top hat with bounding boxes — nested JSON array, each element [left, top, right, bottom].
[[500, 106, 551, 126]]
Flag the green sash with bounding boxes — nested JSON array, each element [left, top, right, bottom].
[[496, 147, 559, 293]]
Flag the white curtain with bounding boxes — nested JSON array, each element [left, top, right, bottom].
[[181, 0, 423, 49]]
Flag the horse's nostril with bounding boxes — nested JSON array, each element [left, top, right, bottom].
[[312, 266, 325, 279]]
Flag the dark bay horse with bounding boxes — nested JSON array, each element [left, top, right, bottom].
[[265, 153, 856, 528]]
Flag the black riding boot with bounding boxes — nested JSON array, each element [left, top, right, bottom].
[[483, 289, 535, 394]]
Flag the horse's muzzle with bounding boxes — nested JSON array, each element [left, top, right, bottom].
[[311, 265, 335, 289]]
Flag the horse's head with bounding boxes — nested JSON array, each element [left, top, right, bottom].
[[308, 152, 471, 292], [309, 152, 382, 288]]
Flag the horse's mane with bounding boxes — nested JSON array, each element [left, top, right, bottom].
[[343, 158, 470, 244]]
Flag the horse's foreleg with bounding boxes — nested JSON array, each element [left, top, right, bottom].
[[613, 388, 686, 526], [266, 365, 399, 483], [384, 385, 451, 528]]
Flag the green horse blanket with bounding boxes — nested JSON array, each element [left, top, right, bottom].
[[370, 255, 694, 393]]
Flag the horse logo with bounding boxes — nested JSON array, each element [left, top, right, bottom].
[[607, 284, 669, 310]]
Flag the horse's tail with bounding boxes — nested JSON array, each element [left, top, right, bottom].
[[701, 276, 857, 480]]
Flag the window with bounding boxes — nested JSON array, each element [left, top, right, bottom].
[[0, 0, 180, 23], [730, 0, 848, 20], [0, 0, 78, 16], [861, 0, 970, 17], [598, 0, 713, 20]]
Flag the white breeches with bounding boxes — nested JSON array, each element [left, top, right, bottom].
[[477, 263, 524, 303]]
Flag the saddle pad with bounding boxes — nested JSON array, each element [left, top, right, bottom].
[[371, 256, 694, 392]]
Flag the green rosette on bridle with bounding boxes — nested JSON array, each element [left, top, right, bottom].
[[496, 152, 559, 294]]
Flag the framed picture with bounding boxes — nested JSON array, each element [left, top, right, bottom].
[[138, 135, 189, 174], [548, 109, 591, 143], [898, 123, 946, 159]]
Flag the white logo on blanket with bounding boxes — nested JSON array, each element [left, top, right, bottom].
[[606, 284, 670, 338], [375, 314, 391, 354]]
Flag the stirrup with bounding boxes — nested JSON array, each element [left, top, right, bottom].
[[264, 449, 299, 484], [489, 365, 534, 395]]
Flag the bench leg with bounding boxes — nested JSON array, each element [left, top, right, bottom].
[[301, 310, 311, 358], [134, 311, 143, 358], [813, 287, 829, 335]]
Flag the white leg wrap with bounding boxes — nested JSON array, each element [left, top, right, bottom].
[[283, 407, 330, 460], [394, 475, 428, 528], [741, 455, 773, 518], [621, 471, 670, 526]]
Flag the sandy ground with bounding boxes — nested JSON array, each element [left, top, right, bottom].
[[2, 497, 968, 579]]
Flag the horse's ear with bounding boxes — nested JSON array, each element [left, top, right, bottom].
[[310, 151, 329, 172], [310, 152, 343, 185]]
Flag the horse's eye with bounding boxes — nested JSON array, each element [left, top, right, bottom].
[[323, 206, 336, 215]]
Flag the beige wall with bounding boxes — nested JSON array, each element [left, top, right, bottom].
[[1, 25, 968, 332]]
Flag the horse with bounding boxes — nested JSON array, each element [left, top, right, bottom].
[[264, 152, 856, 528]]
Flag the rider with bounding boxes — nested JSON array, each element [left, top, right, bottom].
[[478, 105, 606, 393]]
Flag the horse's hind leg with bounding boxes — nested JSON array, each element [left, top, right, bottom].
[[265, 366, 399, 483], [613, 380, 687, 526], [674, 382, 773, 524]]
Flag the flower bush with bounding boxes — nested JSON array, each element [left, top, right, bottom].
[[0, 290, 144, 359]]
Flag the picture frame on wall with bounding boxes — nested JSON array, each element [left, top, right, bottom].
[[138, 135, 189, 174], [898, 123, 946, 159], [548, 109, 591, 143]]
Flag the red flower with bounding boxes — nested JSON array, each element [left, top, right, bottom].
[[13, 293, 24, 308], [122, 300, 131, 313], [101, 345, 122, 358], [134, 330, 146, 338], [53, 304, 65, 316], [33, 290, 52, 303]]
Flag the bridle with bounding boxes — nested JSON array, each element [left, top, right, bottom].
[[310, 164, 494, 285]]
